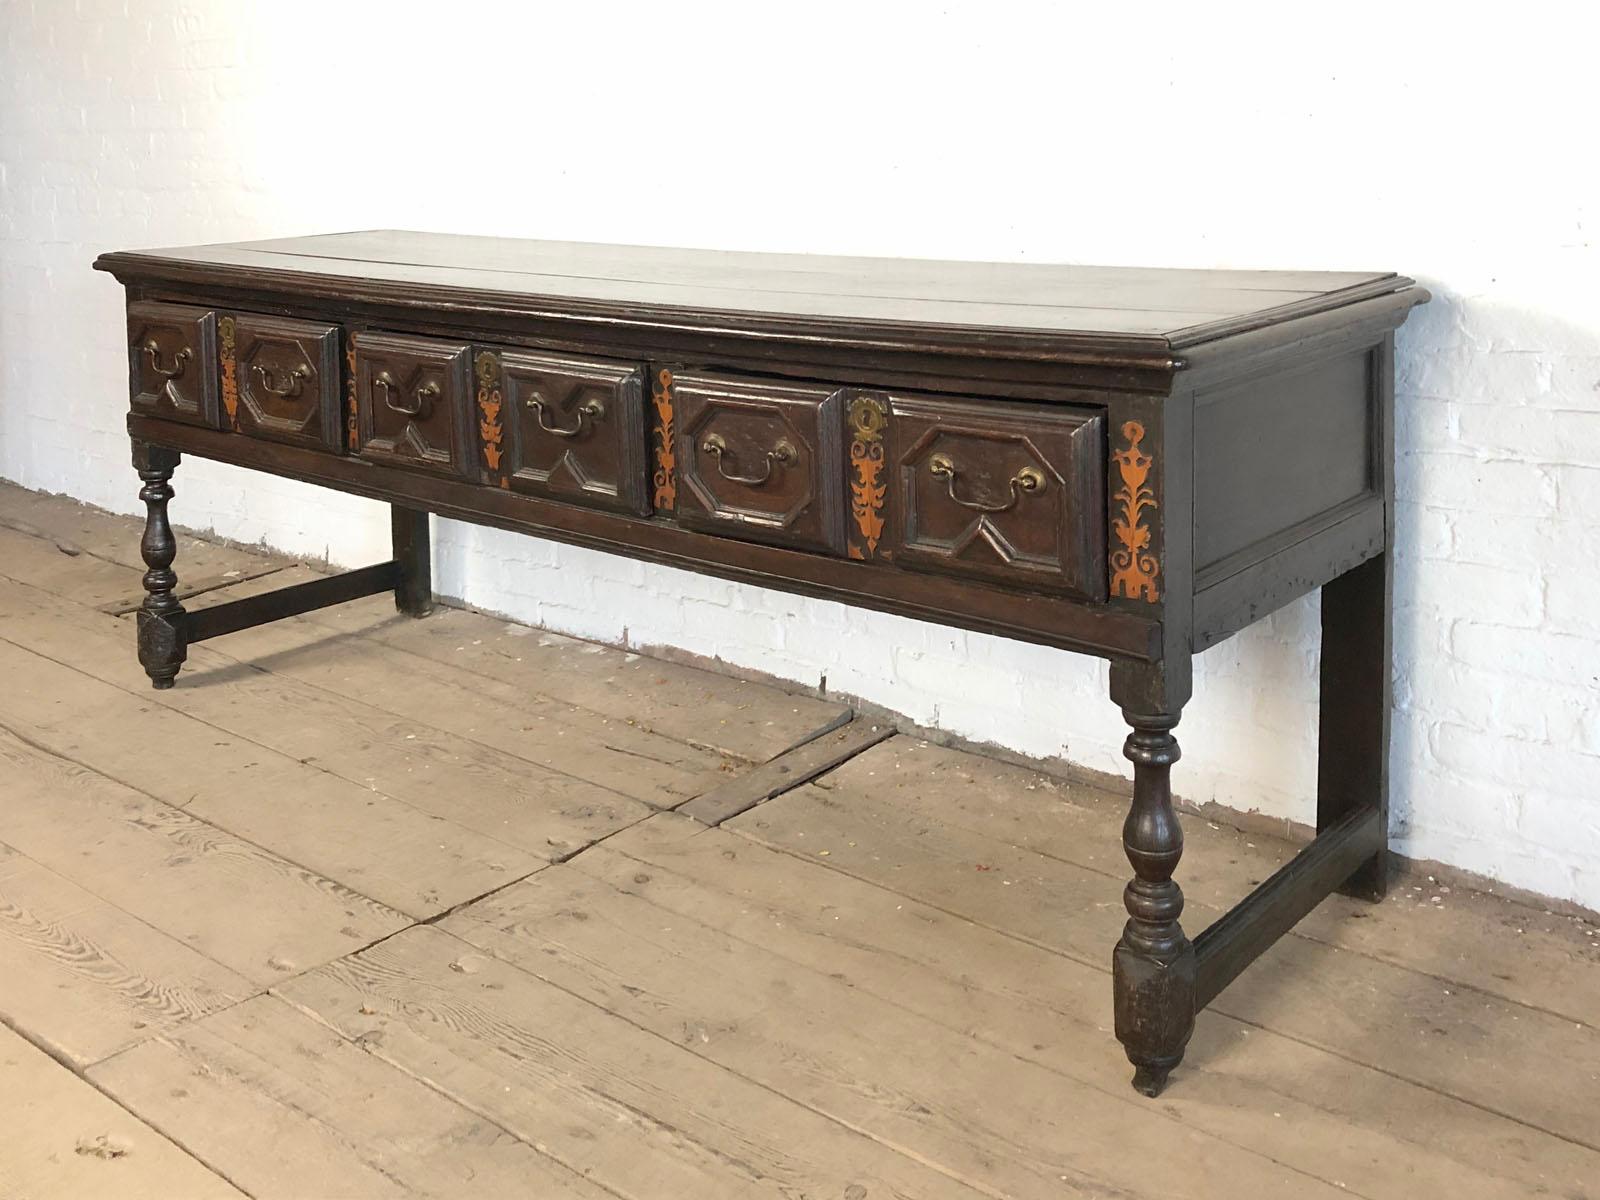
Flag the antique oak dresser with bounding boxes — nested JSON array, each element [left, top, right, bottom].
[[94, 232, 1427, 1096]]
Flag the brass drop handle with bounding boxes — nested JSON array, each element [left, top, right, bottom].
[[701, 432, 798, 487], [251, 363, 310, 398], [927, 453, 1045, 514], [527, 396, 605, 439], [374, 371, 437, 417], [142, 341, 191, 379]]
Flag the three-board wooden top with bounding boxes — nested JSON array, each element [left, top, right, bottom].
[[96, 230, 1416, 353]]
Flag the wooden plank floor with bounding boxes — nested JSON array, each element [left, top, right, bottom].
[[1, 481, 1596, 1200]]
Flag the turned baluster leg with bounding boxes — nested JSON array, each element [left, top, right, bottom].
[[132, 441, 187, 689], [1113, 709, 1195, 1097]]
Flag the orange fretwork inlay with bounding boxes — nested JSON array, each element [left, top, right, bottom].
[[652, 368, 677, 510], [847, 394, 887, 559], [475, 351, 507, 487], [218, 316, 239, 432], [1110, 419, 1160, 602]]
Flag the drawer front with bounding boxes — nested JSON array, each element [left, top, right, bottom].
[[353, 332, 473, 477], [227, 314, 342, 450], [497, 349, 650, 515], [888, 397, 1105, 597], [126, 301, 219, 427], [674, 374, 846, 554]]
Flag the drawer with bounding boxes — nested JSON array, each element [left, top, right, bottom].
[[225, 313, 342, 450], [673, 373, 846, 554], [353, 332, 474, 477], [888, 396, 1105, 598], [496, 349, 650, 515], [126, 301, 219, 428]]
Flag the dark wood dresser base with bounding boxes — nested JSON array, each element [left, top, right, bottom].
[[99, 232, 1427, 1096]]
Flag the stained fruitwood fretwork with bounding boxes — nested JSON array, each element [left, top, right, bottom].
[[218, 316, 240, 431], [1110, 419, 1160, 602], [847, 394, 888, 560], [476, 350, 507, 488], [652, 368, 677, 510]]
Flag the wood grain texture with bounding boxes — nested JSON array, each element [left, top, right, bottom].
[[677, 717, 895, 826], [277, 925, 991, 1200], [0, 638, 544, 921], [0, 842, 252, 1068], [275, 593, 852, 764], [179, 565, 739, 809], [0, 725, 405, 985], [2, 487, 1595, 1199], [0, 566, 656, 862], [731, 741, 1600, 1152], [0, 1025, 245, 1199], [88, 995, 619, 1200], [441, 861, 1354, 1200], [97, 231, 1403, 344], [570, 815, 1599, 1198]]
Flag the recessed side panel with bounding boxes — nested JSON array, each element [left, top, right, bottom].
[[1192, 347, 1377, 589]]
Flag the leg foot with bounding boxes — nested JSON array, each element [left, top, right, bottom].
[[391, 505, 432, 618], [1130, 1062, 1176, 1098], [132, 442, 187, 689], [1113, 709, 1195, 1095]]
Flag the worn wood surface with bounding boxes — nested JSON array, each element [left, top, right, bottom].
[[87, 996, 618, 1199], [678, 715, 893, 826], [98, 230, 1402, 342], [0, 1025, 245, 1199], [1, 482, 1595, 1199]]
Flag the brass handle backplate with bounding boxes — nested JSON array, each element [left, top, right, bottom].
[[701, 432, 798, 487], [528, 396, 605, 439], [142, 341, 191, 380], [251, 363, 310, 398], [927, 453, 1046, 514], [374, 371, 438, 418]]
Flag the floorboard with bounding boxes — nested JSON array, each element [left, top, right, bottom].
[[579, 813, 1599, 1198], [0, 1025, 245, 1200], [0, 842, 252, 1067], [0, 724, 406, 988], [87, 995, 620, 1199], [734, 773, 1600, 1154], [2, 482, 1595, 1200], [277, 925, 993, 1200], [0, 637, 546, 920]]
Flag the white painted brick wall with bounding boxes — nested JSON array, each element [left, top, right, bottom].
[[3, 1, 1597, 908]]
